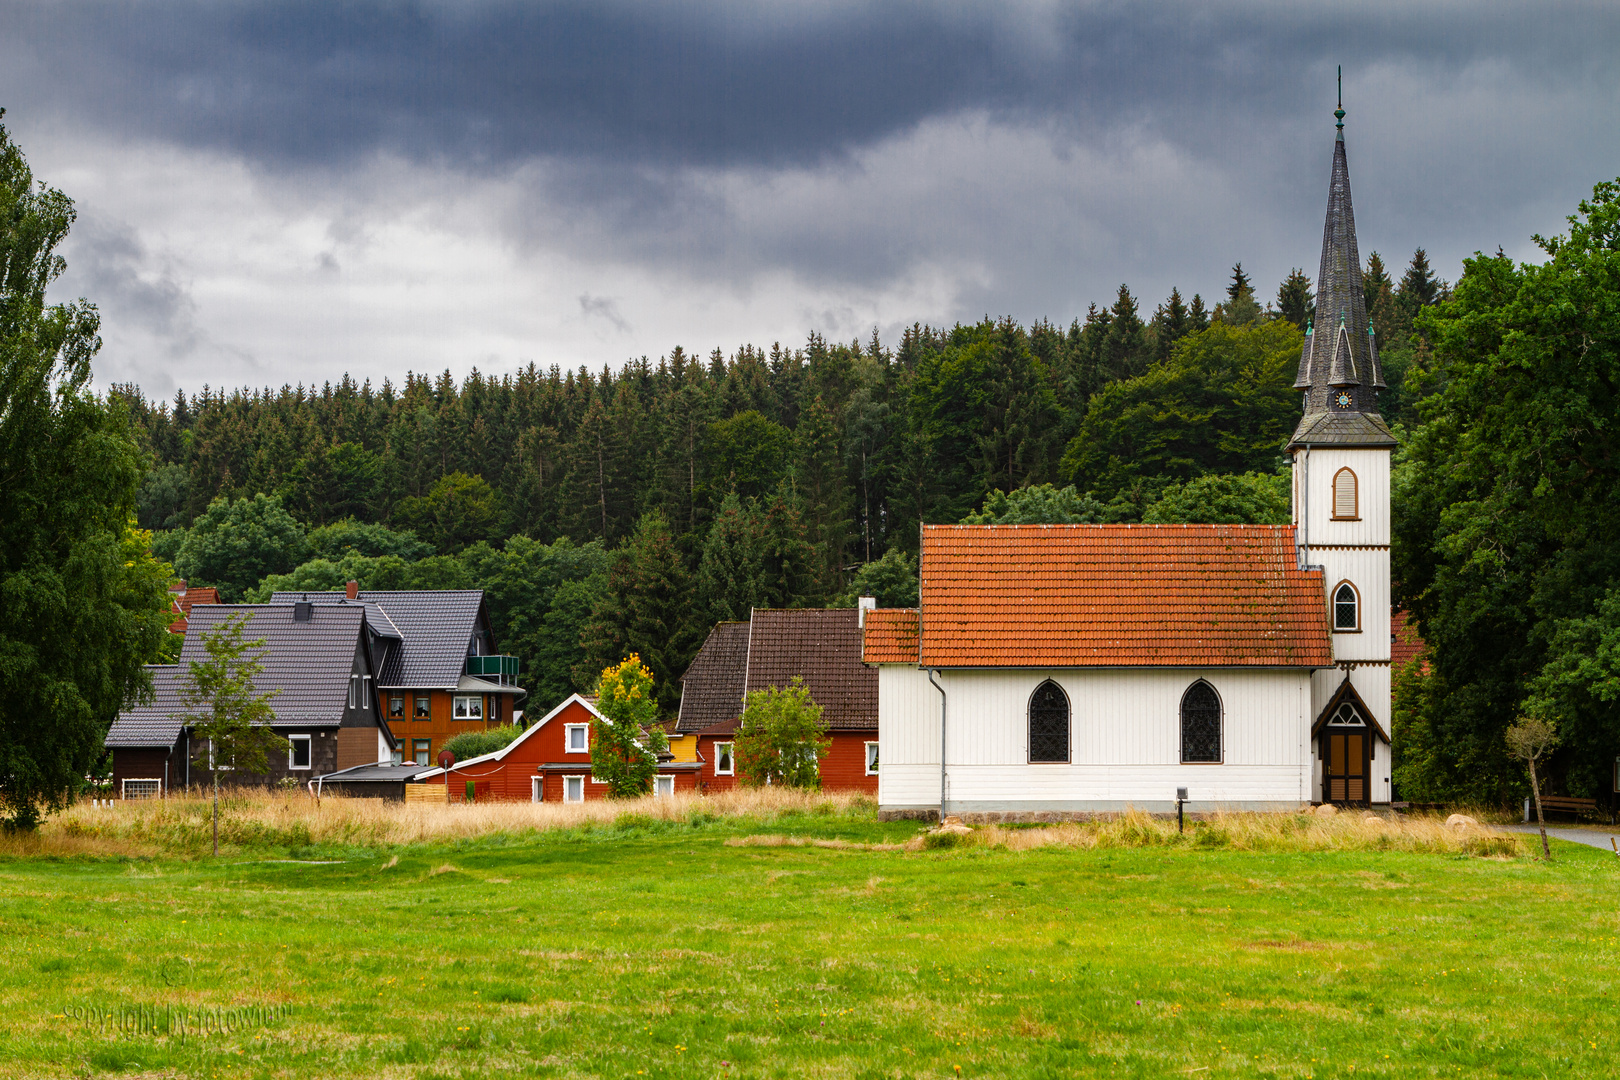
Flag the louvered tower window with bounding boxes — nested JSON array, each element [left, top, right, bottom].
[[1028, 680, 1070, 763], [1332, 467, 1359, 520], [1180, 681, 1222, 763]]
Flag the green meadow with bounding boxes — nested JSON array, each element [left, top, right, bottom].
[[1, 806, 1616, 1079]]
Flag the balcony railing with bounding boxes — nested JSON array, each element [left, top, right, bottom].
[[465, 655, 520, 683]]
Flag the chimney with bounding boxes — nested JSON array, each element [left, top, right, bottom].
[[346, 580, 359, 600], [857, 596, 877, 628]]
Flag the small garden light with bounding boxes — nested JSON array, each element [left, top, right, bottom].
[[1176, 787, 1188, 833]]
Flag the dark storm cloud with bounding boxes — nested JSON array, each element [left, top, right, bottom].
[[3, 1, 1614, 175]]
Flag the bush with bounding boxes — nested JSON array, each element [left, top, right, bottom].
[[440, 726, 522, 762]]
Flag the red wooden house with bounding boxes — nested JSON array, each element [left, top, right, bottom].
[[419, 694, 699, 802], [676, 608, 880, 794]]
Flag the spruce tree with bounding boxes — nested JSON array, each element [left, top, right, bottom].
[[1227, 263, 1254, 305], [694, 491, 765, 625], [1363, 251, 1394, 314], [791, 394, 851, 585], [1149, 288, 1192, 363], [1100, 285, 1150, 384], [1398, 248, 1441, 313], [757, 481, 820, 608], [1275, 269, 1314, 330], [1188, 293, 1211, 332]]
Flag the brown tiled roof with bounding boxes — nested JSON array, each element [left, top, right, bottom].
[[1391, 609, 1427, 683], [918, 524, 1333, 668], [676, 622, 749, 733], [863, 608, 920, 664], [745, 609, 877, 730]]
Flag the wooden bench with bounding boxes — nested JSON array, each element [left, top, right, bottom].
[[1530, 795, 1613, 823]]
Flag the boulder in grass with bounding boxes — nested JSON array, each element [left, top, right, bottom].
[[1446, 813, 1480, 829], [1314, 804, 1338, 817], [936, 823, 973, 836]]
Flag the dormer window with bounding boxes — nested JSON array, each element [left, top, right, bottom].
[[1332, 467, 1359, 520]]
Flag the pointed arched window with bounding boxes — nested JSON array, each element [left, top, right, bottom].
[[1332, 467, 1359, 520], [1028, 680, 1070, 763], [1180, 681, 1222, 763], [1333, 581, 1360, 631]]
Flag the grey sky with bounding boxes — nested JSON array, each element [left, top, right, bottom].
[[3, 1, 1617, 398]]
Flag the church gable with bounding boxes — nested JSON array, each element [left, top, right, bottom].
[[913, 523, 1333, 669]]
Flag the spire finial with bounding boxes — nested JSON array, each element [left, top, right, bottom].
[[1334, 66, 1345, 134]]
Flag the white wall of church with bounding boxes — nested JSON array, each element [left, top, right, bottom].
[[877, 666, 1315, 812], [1321, 549, 1391, 663]]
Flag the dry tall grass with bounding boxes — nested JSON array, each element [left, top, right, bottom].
[[6, 787, 870, 859], [958, 808, 1525, 857]]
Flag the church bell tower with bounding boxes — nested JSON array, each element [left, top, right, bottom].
[[1290, 85, 1396, 806]]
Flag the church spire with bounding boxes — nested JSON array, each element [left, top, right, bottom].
[[1289, 82, 1395, 449]]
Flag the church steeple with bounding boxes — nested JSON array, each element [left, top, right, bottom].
[[1289, 84, 1396, 449]]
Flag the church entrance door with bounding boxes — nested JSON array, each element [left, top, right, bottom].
[[1321, 702, 1370, 805]]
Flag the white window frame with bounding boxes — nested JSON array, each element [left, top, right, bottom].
[[715, 741, 735, 776], [654, 775, 675, 798], [288, 735, 312, 771], [452, 695, 484, 720], [1333, 580, 1361, 632], [347, 675, 357, 709], [864, 741, 880, 775], [563, 775, 585, 803], [565, 724, 590, 754], [362, 675, 371, 710]]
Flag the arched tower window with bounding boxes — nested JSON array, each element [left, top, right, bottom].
[[1180, 681, 1222, 764], [1333, 581, 1360, 631], [1028, 680, 1070, 763], [1332, 467, 1359, 520]]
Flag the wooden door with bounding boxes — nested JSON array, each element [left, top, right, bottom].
[[1323, 728, 1369, 804]]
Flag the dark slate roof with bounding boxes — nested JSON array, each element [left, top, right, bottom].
[[676, 622, 749, 734], [1291, 410, 1396, 448], [105, 604, 366, 748], [745, 609, 877, 730], [1289, 108, 1395, 449], [104, 665, 189, 748], [315, 763, 439, 783], [269, 590, 485, 689]]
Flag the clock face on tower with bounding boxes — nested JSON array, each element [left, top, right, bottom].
[[1334, 390, 1353, 409]]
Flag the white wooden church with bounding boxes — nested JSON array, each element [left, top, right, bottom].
[[862, 105, 1395, 817]]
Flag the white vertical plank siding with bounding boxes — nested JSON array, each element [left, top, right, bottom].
[[878, 666, 1316, 811]]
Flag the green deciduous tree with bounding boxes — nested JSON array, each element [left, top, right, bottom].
[[394, 471, 501, 553], [174, 493, 309, 602], [588, 655, 665, 797], [835, 547, 919, 609], [1142, 471, 1291, 525], [0, 115, 175, 828], [176, 612, 284, 854], [1393, 179, 1620, 804], [306, 517, 434, 562], [1060, 320, 1302, 502], [734, 676, 830, 788], [962, 484, 1108, 525]]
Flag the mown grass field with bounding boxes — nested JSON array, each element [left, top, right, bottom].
[[1, 795, 1616, 1079]]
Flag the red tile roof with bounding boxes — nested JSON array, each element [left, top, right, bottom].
[[167, 585, 220, 634], [863, 608, 920, 664], [1391, 609, 1428, 683], [914, 523, 1333, 668]]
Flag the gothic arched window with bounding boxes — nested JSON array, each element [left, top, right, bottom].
[[1334, 581, 1360, 631], [1332, 467, 1359, 520], [1028, 680, 1070, 763], [1180, 681, 1222, 764]]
